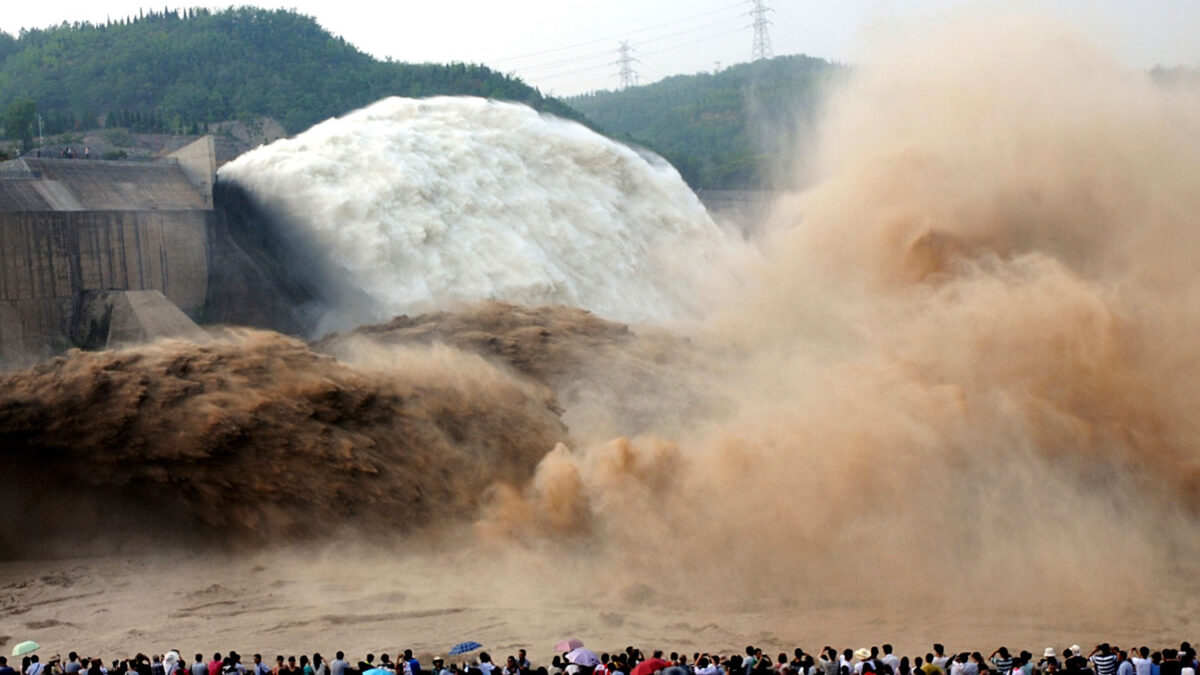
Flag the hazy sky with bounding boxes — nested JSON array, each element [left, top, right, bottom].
[[1, 0, 1197, 96]]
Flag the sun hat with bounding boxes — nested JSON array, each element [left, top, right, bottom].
[[1070, 647, 1081, 656], [1044, 650, 1057, 659], [854, 650, 871, 662]]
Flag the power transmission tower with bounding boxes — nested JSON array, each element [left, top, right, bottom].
[[617, 41, 638, 89], [749, 0, 773, 61]]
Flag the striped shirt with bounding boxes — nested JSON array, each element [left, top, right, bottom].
[[1092, 655, 1119, 675]]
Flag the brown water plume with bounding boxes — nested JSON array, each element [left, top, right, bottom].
[[477, 12, 1200, 617], [0, 328, 567, 558]]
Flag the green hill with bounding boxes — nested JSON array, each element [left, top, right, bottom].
[[566, 55, 844, 190], [0, 7, 582, 143]]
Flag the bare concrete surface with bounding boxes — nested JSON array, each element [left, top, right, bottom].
[[73, 289, 208, 349], [0, 139, 216, 367]]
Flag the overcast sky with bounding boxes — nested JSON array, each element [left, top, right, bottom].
[[1, 0, 1197, 96]]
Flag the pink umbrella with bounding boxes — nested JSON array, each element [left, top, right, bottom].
[[556, 640, 585, 654]]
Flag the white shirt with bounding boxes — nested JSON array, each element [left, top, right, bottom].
[[1131, 659, 1152, 675]]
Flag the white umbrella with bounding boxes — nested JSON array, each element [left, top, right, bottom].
[[566, 650, 600, 668]]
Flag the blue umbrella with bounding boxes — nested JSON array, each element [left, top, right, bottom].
[[450, 643, 483, 656]]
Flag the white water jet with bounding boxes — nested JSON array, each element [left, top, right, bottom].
[[219, 96, 728, 326]]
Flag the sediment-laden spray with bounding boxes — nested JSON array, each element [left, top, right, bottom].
[[478, 13, 1200, 610]]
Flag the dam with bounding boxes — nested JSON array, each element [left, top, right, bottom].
[[0, 137, 215, 367], [0, 109, 758, 371]]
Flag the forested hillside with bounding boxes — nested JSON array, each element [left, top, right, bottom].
[[0, 7, 581, 144], [567, 55, 843, 189]]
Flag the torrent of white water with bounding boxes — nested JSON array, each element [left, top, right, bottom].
[[218, 96, 728, 326]]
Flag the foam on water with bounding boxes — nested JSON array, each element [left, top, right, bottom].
[[218, 96, 728, 326]]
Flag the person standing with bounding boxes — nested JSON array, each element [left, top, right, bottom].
[[1062, 650, 1085, 675], [745, 650, 759, 675], [1118, 653, 1134, 675], [1091, 645, 1118, 675], [854, 651, 873, 675], [933, 649, 950, 673], [1016, 653, 1034, 675], [990, 649, 1015, 675], [253, 657, 270, 675], [330, 655, 350, 675], [1159, 651, 1182, 675], [1132, 649, 1152, 675], [881, 648, 900, 675]]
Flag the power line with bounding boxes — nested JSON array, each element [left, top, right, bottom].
[[538, 24, 749, 91], [521, 16, 748, 84], [534, 60, 627, 83], [510, 45, 616, 75], [638, 26, 748, 60], [772, 5, 837, 57], [488, 1, 744, 66], [511, 11, 745, 77]]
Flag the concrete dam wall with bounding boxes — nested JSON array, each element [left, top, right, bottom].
[[0, 139, 214, 368], [0, 210, 210, 364]]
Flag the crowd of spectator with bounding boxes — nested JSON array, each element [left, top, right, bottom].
[[2, 640, 1195, 675]]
